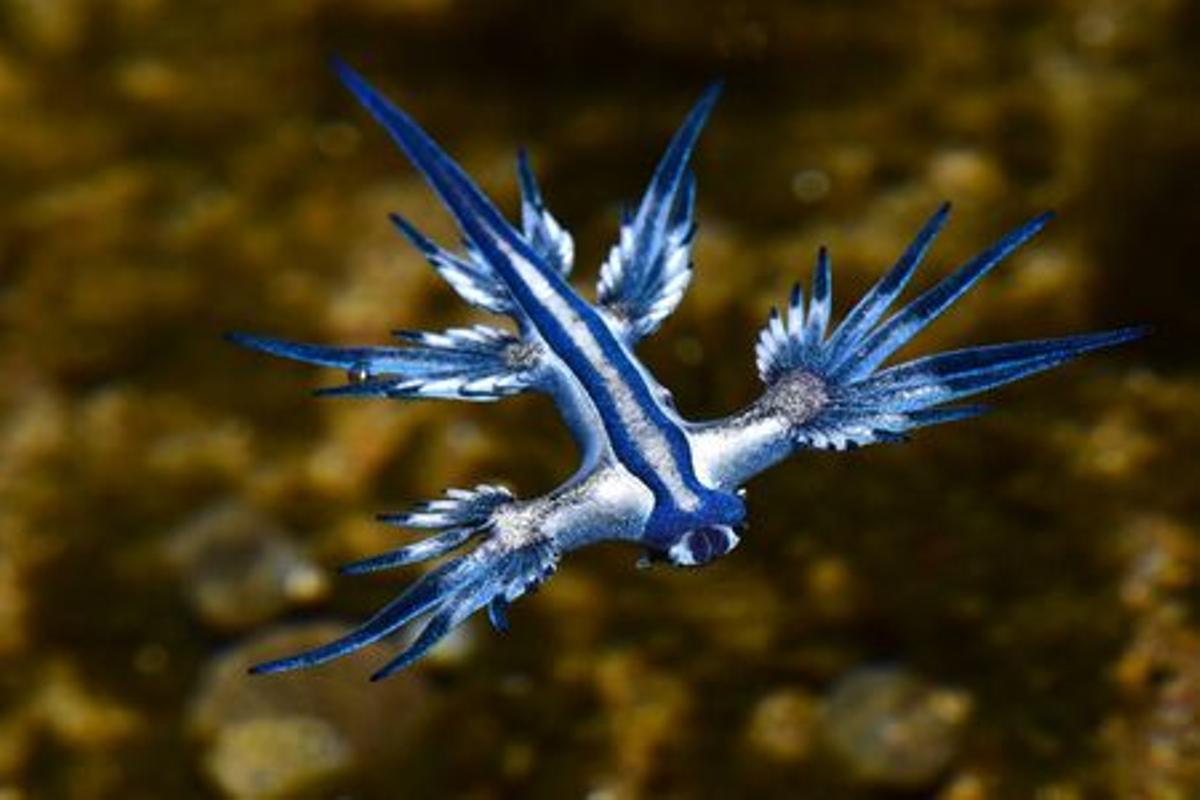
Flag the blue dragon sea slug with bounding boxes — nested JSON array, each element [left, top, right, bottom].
[[229, 62, 1143, 680]]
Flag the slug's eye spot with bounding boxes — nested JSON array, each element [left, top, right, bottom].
[[667, 524, 740, 567]]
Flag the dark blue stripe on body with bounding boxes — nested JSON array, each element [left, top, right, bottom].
[[484, 237, 707, 518], [335, 61, 707, 524]]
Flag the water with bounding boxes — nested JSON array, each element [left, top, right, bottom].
[[0, 1, 1194, 797]]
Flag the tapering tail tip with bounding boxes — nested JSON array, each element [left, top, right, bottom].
[[246, 660, 284, 677], [330, 55, 364, 94], [223, 331, 257, 349], [1100, 324, 1152, 348], [331, 56, 397, 128], [697, 79, 724, 108]]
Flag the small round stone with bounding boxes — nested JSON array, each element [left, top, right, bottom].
[[791, 169, 831, 203], [821, 666, 972, 788], [746, 688, 819, 763], [204, 715, 353, 799], [165, 502, 328, 631], [190, 623, 430, 797]]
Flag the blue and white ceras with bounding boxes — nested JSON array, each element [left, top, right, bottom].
[[230, 62, 1144, 681]]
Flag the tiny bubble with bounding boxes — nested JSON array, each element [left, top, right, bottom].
[[791, 169, 831, 203]]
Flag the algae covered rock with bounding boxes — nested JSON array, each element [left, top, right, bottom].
[[821, 666, 973, 789], [204, 715, 353, 800], [165, 501, 328, 631], [189, 624, 430, 798]]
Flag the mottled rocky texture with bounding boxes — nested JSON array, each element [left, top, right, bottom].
[[0, 0, 1193, 797], [1105, 515, 1200, 797], [745, 687, 819, 763], [189, 625, 430, 797], [820, 667, 972, 789], [204, 715, 353, 799], [165, 501, 328, 631]]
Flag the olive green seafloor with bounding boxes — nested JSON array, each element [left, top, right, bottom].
[[1, 1, 1197, 797]]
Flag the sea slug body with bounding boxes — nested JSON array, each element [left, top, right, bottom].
[[229, 62, 1143, 680]]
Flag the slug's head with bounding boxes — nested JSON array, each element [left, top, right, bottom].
[[666, 523, 742, 567], [668, 487, 747, 567], [641, 488, 746, 568]]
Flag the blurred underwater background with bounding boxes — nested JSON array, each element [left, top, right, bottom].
[[1, 0, 1198, 797]]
